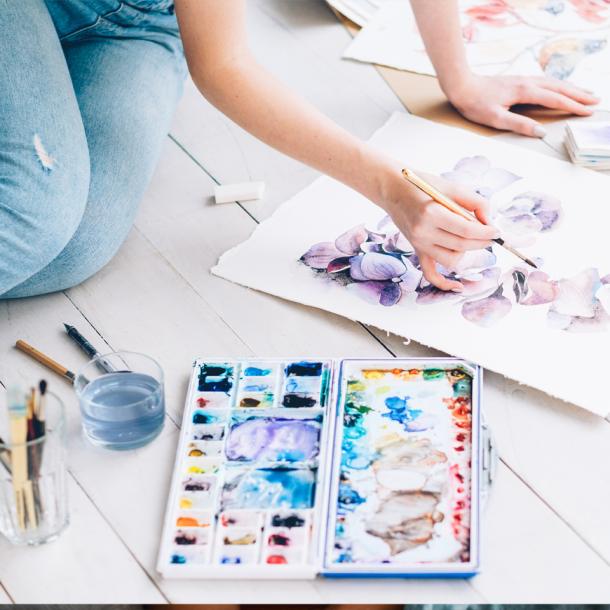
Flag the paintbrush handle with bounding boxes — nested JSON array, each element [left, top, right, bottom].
[[402, 168, 475, 222], [10, 417, 28, 530], [401, 168, 538, 269], [15, 340, 75, 383]]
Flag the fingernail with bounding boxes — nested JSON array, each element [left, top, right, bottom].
[[533, 125, 546, 138], [451, 284, 464, 293]]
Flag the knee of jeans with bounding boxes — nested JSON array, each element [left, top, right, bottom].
[[23, 144, 91, 269]]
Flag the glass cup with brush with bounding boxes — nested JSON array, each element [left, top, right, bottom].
[[0, 383, 69, 545]]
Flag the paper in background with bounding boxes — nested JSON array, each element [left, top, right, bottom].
[[339, 0, 610, 110]]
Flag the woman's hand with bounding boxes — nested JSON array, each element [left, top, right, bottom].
[[380, 170, 499, 291], [445, 74, 598, 137]]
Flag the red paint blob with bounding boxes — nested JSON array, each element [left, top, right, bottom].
[[266, 555, 288, 564]]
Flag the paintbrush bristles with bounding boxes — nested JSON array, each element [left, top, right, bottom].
[[37, 380, 47, 422]]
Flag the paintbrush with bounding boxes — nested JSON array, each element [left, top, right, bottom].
[[26, 388, 36, 443], [31, 380, 47, 521], [15, 340, 75, 384], [35, 380, 47, 438], [7, 386, 28, 529], [401, 168, 538, 269], [63, 323, 115, 374], [0, 436, 11, 475], [25, 386, 43, 524]]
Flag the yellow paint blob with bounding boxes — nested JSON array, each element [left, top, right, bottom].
[[179, 497, 193, 509]]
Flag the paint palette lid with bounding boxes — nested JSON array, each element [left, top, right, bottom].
[[320, 358, 483, 577]]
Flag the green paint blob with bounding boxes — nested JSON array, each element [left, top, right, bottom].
[[423, 368, 444, 380]]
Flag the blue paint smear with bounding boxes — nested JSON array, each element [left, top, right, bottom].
[[193, 410, 222, 424], [221, 556, 242, 564], [198, 364, 233, 393], [170, 554, 187, 564], [382, 395, 422, 426], [243, 367, 272, 377], [222, 468, 316, 509], [285, 361, 323, 377], [453, 378, 471, 397], [242, 383, 271, 392], [338, 483, 366, 508]]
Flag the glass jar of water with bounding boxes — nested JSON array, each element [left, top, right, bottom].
[[74, 351, 165, 450]]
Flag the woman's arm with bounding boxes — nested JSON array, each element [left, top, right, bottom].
[[175, 0, 498, 291], [410, 0, 598, 137]]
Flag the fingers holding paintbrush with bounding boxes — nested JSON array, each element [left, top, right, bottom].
[[384, 169, 499, 291], [401, 168, 538, 270]]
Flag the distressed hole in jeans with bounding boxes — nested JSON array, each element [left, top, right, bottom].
[[33, 134, 56, 172]]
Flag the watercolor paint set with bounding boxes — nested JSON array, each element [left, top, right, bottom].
[[157, 358, 493, 579]]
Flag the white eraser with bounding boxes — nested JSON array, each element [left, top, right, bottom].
[[214, 181, 265, 204]]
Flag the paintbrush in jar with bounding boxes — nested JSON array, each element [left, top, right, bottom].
[[7, 386, 28, 529], [0, 436, 11, 474], [401, 168, 538, 269]]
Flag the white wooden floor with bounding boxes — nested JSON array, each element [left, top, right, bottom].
[[1, 0, 610, 604]]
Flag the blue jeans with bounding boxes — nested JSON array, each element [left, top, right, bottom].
[[0, 0, 186, 298]]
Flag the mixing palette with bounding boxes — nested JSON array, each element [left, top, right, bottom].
[[158, 358, 487, 579], [158, 359, 334, 578]]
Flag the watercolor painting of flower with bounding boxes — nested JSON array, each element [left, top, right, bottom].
[[440, 155, 521, 198], [300, 155, 609, 333], [462, 0, 610, 42], [538, 36, 607, 80]]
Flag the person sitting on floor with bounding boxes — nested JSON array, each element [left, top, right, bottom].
[[0, 0, 596, 299]]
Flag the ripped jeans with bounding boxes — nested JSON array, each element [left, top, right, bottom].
[[0, 0, 186, 298]]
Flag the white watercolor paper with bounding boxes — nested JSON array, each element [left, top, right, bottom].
[[213, 113, 610, 417], [326, 0, 400, 26], [342, 1, 610, 110]]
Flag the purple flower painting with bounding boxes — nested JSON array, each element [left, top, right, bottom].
[[440, 155, 521, 198], [300, 156, 609, 333]]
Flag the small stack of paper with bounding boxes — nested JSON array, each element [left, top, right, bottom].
[[565, 121, 610, 170]]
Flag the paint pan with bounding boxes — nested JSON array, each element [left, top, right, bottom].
[[175, 510, 213, 528], [236, 392, 275, 409], [158, 357, 488, 579], [219, 510, 265, 529], [265, 527, 307, 548], [191, 424, 225, 441], [263, 547, 307, 565], [192, 408, 228, 425], [241, 363, 278, 378], [185, 457, 222, 475], [267, 510, 311, 530], [225, 415, 322, 464], [170, 546, 210, 565], [216, 545, 260, 565], [193, 392, 232, 409], [186, 441, 224, 458], [197, 363, 235, 393], [221, 467, 317, 510], [323, 359, 481, 576], [174, 528, 210, 546]]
